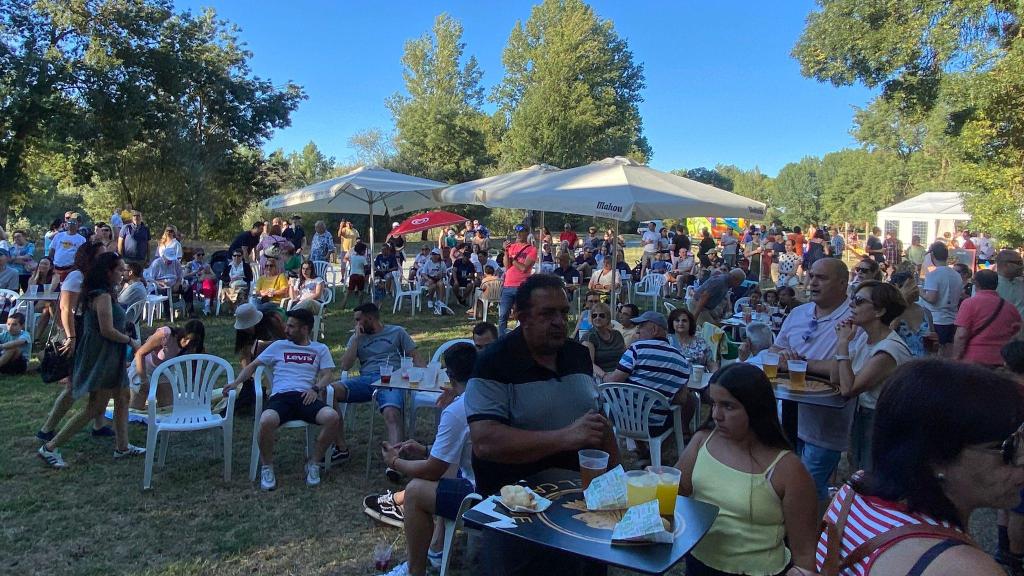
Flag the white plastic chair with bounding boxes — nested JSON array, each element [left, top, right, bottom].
[[663, 301, 676, 314], [733, 296, 751, 314], [408, 339, 474, 437], [391, 270, 422, 316], [143, 283, 169, 327], [599, 382, 684, 468], [439, 492, 483, 576], [472, 278, 503, 322], [632, 274, 668, 311], [143, 354, 236, 490], [248, 365, 335, 482]]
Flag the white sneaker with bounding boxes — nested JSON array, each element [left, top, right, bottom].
[[305, 461, 321, 487], [38, 444, 67, 469], [113, 444, 146, 459], [260, 465, 276, 491], [378, 561, 409, 576]]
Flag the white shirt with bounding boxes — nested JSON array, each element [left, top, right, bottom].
[[642, 230, 660, 253], [429, 395, 475, 486], [256, 339, 334, 396], [919, 265, 962, 325], [853, 330, 912, 410], [975, 236, 995, 260], [418, 259, 447, 282], [774, 300, 855, 452], [157, 239, 182, 261], [50, 231, 86, 267]]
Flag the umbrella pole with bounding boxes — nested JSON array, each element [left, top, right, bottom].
[[369, 203, 375, 304], [538, 211, 545, 273], [611, 221, 618, 312]]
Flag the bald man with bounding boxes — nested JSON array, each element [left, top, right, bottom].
[[771, 257, 853, 503], [688, 268, 746, 325]]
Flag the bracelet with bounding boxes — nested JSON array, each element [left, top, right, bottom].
[[835, 355, 851, 361]]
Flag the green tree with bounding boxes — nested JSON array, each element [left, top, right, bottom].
[[494, 0, 650, 169], [283, 142, 337, 189], [387, 14, 491, 183], [672, 167, 733, 191], [773, 157, 825, 228], [818, 148, 904, 226]]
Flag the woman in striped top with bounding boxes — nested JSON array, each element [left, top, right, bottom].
[[817, 359, 1024, 575]]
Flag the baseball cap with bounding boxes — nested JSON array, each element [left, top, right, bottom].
[[514, 224, 527, 233], [430, 248, 441, 255], [632, 311, 668, 330]]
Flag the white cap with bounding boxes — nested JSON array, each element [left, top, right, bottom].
[[392, 222, 400, 228]]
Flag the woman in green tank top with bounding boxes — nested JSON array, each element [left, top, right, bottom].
[[675, 363, 819, 576]]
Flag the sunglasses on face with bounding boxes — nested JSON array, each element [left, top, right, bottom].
[[855, 267, 872, 274], [592, 313, 608, 319], [851, 295, 870, 307], [971, 425, 1024, 466], [233, 253, 242, 257]]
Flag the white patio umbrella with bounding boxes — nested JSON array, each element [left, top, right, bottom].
[[439, 163, 561, 205], [440, 156, 767, 309], [263, 165, 447, 260]]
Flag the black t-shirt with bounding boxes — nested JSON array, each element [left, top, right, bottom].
[[866, 235, 884, 262], [453, 259, 477, 283], [228, 231, 258, 255], [554, 265, 580, 285], [282, 225, 305, 249], [672, 233, 691, 253]]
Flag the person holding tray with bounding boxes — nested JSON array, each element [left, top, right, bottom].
[[675, 363, 818, 576]]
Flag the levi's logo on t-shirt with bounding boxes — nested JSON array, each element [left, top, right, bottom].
[[284, 352, 316, 364]]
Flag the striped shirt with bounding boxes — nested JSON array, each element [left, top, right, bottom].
[[616, 338, 689, 426], [816, 484, 962, 575]]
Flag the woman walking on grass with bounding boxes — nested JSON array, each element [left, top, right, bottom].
[[38, 252, 144, 468]]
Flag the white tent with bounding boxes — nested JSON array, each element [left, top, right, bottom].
[[876, 192, 970, 245]]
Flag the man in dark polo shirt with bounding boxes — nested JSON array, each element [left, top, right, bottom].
[[466, 273, 618, 576]]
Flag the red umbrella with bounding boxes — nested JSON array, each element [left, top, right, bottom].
[[388, 210, 468, 238]]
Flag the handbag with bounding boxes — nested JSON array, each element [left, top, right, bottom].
[[40, 340, 72, 383]]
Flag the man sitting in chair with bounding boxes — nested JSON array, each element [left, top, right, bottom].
[[603, 311, 690, 450], [364, 342, 479, 576], [334, 302, 423, 481], [418, 248, 449, 316], [224, 308, 339, 491]]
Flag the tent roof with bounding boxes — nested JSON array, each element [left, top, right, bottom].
[[877, 192, 970, 219]]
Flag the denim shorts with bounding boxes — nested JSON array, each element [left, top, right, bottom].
[[797, 439, 842, 500], [337, 372, 404, 411]]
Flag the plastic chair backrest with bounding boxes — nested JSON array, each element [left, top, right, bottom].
[[149, 354, 234, 416], [598, 382, 669, 439], [480, 278, 503, 300], [733, 296, 750, 314], [124, 300, 145, 326], [430, 338, 475, 364], [638, 274, 667, 292]]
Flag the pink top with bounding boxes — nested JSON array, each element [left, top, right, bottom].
[[816, 485, 963, 575], [144, 326, 180, 376], [955, 290, 1022, 365], [502, 242, 537, 289]]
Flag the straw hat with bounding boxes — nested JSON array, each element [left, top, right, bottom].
[[234, 303, 263, 330]]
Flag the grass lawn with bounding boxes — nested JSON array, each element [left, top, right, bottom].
[[1, 256, 998, 575]]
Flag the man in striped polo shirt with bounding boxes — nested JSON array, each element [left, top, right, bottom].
[[605, 311, 690, 435]]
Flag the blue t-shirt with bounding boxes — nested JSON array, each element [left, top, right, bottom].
[[693, 273, 731, 310], [0, 330, 30, 361]]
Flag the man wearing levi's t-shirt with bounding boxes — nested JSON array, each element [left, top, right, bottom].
[[497, 224, 537, 335], [225, 308, 339, 491]]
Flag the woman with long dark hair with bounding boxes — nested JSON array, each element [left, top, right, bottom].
[[818, 360, 1023, 575], [676, 363, 817, 576], [38, 252, 143, 468]]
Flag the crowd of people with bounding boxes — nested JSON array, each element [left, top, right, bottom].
[[4, 209, 1024, 576]]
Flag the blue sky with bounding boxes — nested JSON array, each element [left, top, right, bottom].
[[176, 0, 876, 176]]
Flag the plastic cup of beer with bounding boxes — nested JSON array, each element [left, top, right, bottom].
[[763, 352, 780, 380], [578, 449, 610, 490], [28, 284, 38, 296], [742, 305, 752, 324], [690, 365, 705, 387], [407, 368, 422, 388], [645, 465, 681, 516], [379, 363, 393, 384], [625, 470, 658, 507], [788, 359, 807, 389]]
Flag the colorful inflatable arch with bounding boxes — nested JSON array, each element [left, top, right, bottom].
[[685, 217, 747, 239]]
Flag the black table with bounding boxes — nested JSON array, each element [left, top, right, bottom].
[[462, 469, 719, 575], [773, 375, 848, 448]]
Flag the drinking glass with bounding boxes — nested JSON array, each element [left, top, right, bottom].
[[380, 363, 393, 385], [625, 470, 658, 507], [763, 352, 780, 380], [645, 465, 681, 516], [787, 359, 807, 389], [578, 449, 610, 490]]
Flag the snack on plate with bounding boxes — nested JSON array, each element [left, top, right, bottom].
[[500, 485, 536, 509]]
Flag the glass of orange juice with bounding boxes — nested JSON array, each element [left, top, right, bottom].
[[625, 470, 658, 507], [645, 465, 681, 516]]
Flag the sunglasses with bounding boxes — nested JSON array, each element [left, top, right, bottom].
[[592, 313, 608, 319], [970, 424, 1024, 466], [854, 267, 873, 274], [850, 295, 871, 307], [232, 253, 242, 257], [801, 318, 819, 342]]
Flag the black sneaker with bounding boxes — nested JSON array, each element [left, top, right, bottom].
[[91, 426, 115, 437], [36, 430, 55, 442], [330, 446, 350, 465], [363, 491, 404, 528], [385, 467, 403, 483]]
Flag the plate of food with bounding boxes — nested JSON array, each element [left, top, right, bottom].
[[775, 375, 836, 395], [497, 484, 553, 514]]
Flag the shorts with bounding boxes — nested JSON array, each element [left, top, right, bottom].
[[0, 354, 27, 375], [348, 274, 366, 291], [264, 391, 329, 424], [337, 372, 404, 411], [934, 323, 955, 345], [435, 477, 475, 520]]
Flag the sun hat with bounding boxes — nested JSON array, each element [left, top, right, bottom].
[[233, 303, 263, 330], [632, 311, 668, 330]]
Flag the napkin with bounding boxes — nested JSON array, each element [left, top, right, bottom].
[[583, 465, 628, 510], [611, 499, 674, 544]]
